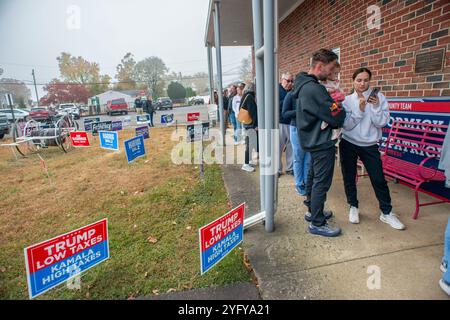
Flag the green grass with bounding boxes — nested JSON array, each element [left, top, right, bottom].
[[0, 129, 252, 300]]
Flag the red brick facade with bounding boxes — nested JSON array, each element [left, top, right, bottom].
[[278, 0, 450, 97]]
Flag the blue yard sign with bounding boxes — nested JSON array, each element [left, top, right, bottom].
[[124, 135, 146, 163], [135, 126, 150, 139], [136, 115, 150, 124], [111, 121, 123, 131], [161, 114, 174, 124], [99, 131, 119, 151], [84, 117, 100, 131]]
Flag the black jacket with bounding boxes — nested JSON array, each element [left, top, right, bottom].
[[228, 93, 236, 113], [291, 72, 346, 152], [239, 91, 258, 129], [281, 91, 296, 127], [279, 84, 291, 125]]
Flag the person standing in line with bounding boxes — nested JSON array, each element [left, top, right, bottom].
[[440, 216, 450, 296], [232, 83, 245, 145], [222, 89, 229, 128], [278, 72, 294, 176], [339, 67, 405, 230], [228, 85, 238, 142], [239, 83, 258, 173], [282, 86, 311, 196], [294, 49, 346, 237], [134, 96, 142, 114]]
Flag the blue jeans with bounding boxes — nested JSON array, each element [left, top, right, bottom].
[[443, 216, 450, 284], [229, 110, 237, 142], [290, 125, 311, 190], [232, 114, 242, 142]]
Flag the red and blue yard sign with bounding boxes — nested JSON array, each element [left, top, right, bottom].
[[199, 203, 244, 274], [24, 219, 109, 299]]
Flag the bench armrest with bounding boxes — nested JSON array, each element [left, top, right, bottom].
[[419, 157, 440, 180]]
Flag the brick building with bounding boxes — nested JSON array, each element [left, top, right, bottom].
[[278, 0, 450, 98]]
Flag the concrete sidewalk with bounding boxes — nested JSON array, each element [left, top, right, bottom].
[[222, 161, 450, 300]]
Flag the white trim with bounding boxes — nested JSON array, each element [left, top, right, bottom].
[[278, 0, 306, 23]]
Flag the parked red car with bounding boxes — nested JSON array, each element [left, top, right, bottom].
[[29, 107, 57, 122], [106, 98, 128, 116]]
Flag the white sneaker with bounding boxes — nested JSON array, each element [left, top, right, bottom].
[[441, 261, 448, 273], [240, 140, 246, 145], [349, 206, 360, 224], [380, 212, 405, 230], [241, 164, 255, 172], [234, 141, 239, 146], [439, 279, 450, 296], [249, 159, 258, 166]]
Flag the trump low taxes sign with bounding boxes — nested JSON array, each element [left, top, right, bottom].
[[199, 203, 244, 274], [24, 219, 109, 299]]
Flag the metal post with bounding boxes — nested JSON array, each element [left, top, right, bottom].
[[263, 0, 275, 232], [32, 69, 39, 107], [207, 44, 215, 107], [252, 0, 266, 214], [213, 1, 225, 146], [273, 0, 279, 214]]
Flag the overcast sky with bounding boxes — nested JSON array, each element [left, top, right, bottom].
[[0, 0, 251, 100]]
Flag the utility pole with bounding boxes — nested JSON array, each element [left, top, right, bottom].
[[32, 69, 39, 107]]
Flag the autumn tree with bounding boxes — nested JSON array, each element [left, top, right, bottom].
[[0, 78, 31, 108], [239, 54, 253, 84], [56, 52, 110, 96], [115, 52, 137, 90], [167, 82, 186, 100], [134, 57, 168, 99], [40, 79, 91, 105]]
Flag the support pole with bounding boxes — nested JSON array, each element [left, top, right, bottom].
[[252, 0, 266, 215], [213, 1, 225, 146], [263, 0, 276, 232], [207, 44, 215, 108], [32, 69, 39, 107]]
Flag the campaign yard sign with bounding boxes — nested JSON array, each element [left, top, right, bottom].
[[70, 131, 90, 147], [111, 120, 123, 131], [187, 112, 200, 122], [83, 117, 100, 131], [99, 131, 119, 151], [161, 114, 174, 124], [123, 116, 132, 127], [187, 122, 209, 142], [136, 115, 150, 124], [92, 121, 112, 136], [199, 203, 244, 274], [124, 135, 146, 163], [24, 219, 109, 299], [135, 126, 150, 139]]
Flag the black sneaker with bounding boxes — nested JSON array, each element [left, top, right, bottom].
[[304, 210, 333, 222], [308, 222, 341, 237]]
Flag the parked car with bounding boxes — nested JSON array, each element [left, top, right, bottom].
[[0, 108, 30, 122], [155, 97, 173, 110], [29, 107, 57, 122], [58, 103, 80, 119], [0, 114, 9, 139], [190, 97, 205, 105], [106, 98, 128, 115]]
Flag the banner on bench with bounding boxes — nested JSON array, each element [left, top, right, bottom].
[[383, 98, 450, 199]]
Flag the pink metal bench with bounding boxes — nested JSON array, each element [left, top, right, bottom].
[[382, 120, 449, 219]]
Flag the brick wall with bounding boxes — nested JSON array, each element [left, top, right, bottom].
[[278, 0, 450, 98]]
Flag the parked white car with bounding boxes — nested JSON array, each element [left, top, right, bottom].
[[58, 103, 80, 119], [0, 108, 30, 122]]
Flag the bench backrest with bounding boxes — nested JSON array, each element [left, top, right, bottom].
[[384, 120, 448, 161]]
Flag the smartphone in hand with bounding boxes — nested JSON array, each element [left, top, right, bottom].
[[367, 87, 380, 102]]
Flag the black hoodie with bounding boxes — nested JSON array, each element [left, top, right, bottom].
[[291, 72, 346, 152]]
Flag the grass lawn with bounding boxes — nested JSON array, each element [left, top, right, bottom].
[[0, 127, 252, 299]]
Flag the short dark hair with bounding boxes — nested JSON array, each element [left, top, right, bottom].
[[352, 67, 372, 80], [311, 49, 338, 67]]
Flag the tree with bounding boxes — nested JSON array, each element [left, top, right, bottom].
[[0, 78, 31, 108], [115, 52, 137, 90], [239, 54, 253, 83], [134, 57, 168, 99], [186, 87, 197, 98], [40, 79, 91, 106], [56, 52, 110, 95], [167, 82, 187, 100]]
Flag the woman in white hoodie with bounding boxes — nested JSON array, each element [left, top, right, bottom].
[[340, 67, 405, 230]]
